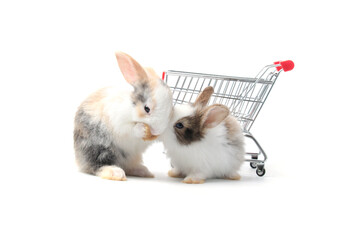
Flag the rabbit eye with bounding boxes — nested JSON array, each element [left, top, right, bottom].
[[144, 105, 150, 113], [175, 122, 184, 129]]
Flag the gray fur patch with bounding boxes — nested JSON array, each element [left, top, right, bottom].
[[73, 109, 128, 174], [118, 148, 128, 159], [74, 109, 111, 145], [131, 81, 152, 105]]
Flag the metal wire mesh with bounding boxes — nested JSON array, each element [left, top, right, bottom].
[[164, 66, 280, 133]]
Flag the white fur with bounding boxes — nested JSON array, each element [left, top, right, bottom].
[[135, 84, 173, 136], [77, 82, 172, 175], [75, 52, 174, 179], [102, 84, 172, 164], [161, 104, 245, 181]]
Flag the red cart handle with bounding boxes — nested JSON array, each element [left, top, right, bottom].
[[274, 60, 294, 72]]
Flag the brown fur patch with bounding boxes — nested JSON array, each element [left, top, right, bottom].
[[174, 111, 205, 145], [193, 86, 214, 108], [174, 104, 230, 145], [142, 123, 158, 141]]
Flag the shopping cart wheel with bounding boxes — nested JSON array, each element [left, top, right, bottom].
[[250, 154, 258, 169], [256, 168, 266, 177], [250, 162, 257, 169]]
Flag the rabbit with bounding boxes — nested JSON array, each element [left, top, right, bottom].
[[73, 52, 173, 181], [161, 86, 245, 184]]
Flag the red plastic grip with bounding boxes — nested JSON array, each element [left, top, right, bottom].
[[274, 60, 294, 72], [162, 71, 165, 80]]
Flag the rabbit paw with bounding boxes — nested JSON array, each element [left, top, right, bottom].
[[168, 168, 185, 178], [182, 176, 205, 184], [134, 123, 146, 139], [225, 172, 241, 180], [134, 123, 158, 141], [96, 166, 127, 181]]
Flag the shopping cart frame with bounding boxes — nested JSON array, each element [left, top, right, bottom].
[[162, 60, 294, 177]]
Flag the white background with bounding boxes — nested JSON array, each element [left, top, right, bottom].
[[1, 0, 359, 239]]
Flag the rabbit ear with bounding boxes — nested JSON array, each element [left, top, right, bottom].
[[144, 67, 160, 81], [194, 86, 214, 108], [115, 52, 148, 85], [202, 104, 229, 128]]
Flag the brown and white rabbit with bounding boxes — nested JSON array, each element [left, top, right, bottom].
[[161, 86, 245, 184], [74, 52, 173, 181]]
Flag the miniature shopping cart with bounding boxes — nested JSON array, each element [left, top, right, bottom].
[[162, 60, 294, 177]]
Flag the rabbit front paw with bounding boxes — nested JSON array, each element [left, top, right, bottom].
[[134, 123, 157, 141], [134, 123, 146, 139], [224, 172, 241, 180], [168, 168, 185, 178]]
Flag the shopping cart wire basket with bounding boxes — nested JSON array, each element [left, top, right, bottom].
[[162, 60, 294, 177]]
